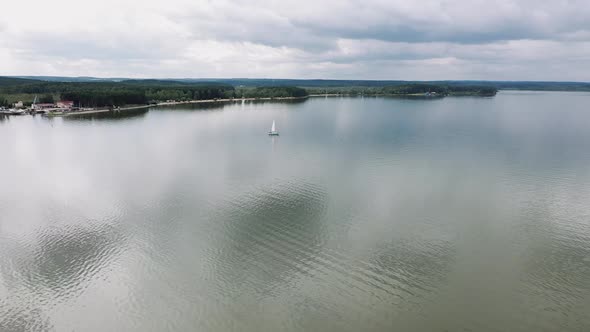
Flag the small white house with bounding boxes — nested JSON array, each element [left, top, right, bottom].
[[14, 101, 23, 108]]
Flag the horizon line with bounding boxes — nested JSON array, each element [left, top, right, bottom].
[[5, 76, 590, 84]]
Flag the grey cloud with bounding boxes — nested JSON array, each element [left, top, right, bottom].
[[1, 0, 590, 80], [8, 28, 185, 62], [173, 0, 590, 50], [176, 6, 334, 51]]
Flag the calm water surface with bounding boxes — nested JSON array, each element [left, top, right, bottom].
[[1, 92, 590, 331]]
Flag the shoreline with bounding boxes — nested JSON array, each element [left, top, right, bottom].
[[308, 93, 494, 98], [40, 96, 309, 117], [23, 92, 496, 118], [8, 94, 363, 115], [63, 109, 110, 116], [39, 92, 493, 117], [153, 95, 309, 107]]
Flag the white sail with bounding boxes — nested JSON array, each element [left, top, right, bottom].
[[271, 120, 276, 132]]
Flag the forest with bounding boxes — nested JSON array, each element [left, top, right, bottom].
[[7, 76, 590, 91], [0, 77, 312, 107], [237, 86, 308, 98], [2, 76, 544, 108], [0, 79, 234, 107], [0, 96, 9, 107], [306, 84, 498, 96]]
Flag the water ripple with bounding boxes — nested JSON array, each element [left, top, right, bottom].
[[0, 221, 127, 330]]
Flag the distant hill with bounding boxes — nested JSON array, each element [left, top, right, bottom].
[[0, 77, 43, 86], [182, 79, 590, 91], [431, 80, 590, 92], [6, 76, 590, 91], [82, 78, 590, 91], [118, 79, 230, 87], [13, 76, 125, 82]]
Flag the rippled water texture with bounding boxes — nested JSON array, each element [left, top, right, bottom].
[[1, 92, 590, 331]]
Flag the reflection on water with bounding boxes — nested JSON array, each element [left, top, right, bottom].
[[158, 98, 308, 113], [1, 92, 590, 331], [63, 108, 149, 122]]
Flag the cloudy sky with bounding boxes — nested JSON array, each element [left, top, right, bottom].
[[1, 0, 589, 80]]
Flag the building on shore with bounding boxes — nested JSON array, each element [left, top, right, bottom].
[[56, 100, 74, 109], [33, 103, 56, 110], [13, 101, 23, 108]]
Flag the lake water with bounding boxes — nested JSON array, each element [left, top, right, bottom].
[[1, 91, 590, 331]]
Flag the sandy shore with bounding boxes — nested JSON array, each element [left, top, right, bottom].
[[308, 94, 345, 97], [62, 109, 110, 116], [154, 95, 309, 106]]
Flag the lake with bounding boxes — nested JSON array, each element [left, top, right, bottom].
[[1, 91, 590, 331]]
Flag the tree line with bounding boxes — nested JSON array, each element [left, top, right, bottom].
[[237, 86, 308, 98], [0, 78, 311, 107], [0, 96, 9, 107], [306, 84, 497, 97], [0, 80, 236, 107]]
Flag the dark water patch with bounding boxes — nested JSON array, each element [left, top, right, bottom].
[[209, 179, 329, 296], [2, 223, 125, 297]]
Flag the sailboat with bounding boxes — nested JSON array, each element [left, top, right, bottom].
[[268, 120, 279, 135]]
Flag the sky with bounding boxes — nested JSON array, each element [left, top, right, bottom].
[[1, 0, 589, 81]]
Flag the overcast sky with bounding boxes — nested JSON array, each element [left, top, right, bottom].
[[1, 0, 589, 80]]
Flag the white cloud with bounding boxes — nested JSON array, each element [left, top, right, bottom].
[[0, 0, 590, 80]]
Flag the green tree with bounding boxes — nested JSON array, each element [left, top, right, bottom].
[[0, 96, 8, 107], [39, 94, 54, 103]]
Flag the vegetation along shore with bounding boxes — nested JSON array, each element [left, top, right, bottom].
[[12, 76, 590, 115]]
